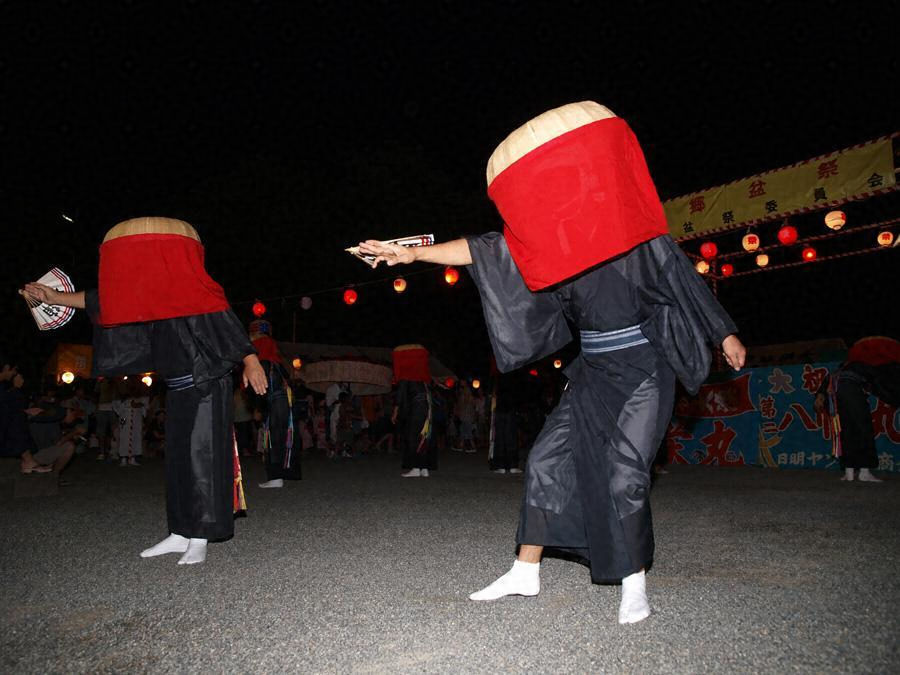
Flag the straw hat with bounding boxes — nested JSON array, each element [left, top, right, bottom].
[[486, 101, 617, 187], [103, 217, 200, 243]]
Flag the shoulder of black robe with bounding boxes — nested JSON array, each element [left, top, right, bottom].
[[466, 232, 573, 373], [632, 236, 738, 395], [175, 308, 256, 394], [85, 289, 155, 377]]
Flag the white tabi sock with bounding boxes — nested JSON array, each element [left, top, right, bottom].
[[841, 468, 855, 481], [178, 538, 208, 565], [619, 570, 651, 624], [259, 479, 284, 488], [469, 559, 540, 601], [140, 533, 189, 558], [858, 468, 882, 483]]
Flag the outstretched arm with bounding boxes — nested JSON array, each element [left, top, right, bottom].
[[21, 283, 86, 309], [357, 238, 472, 268]]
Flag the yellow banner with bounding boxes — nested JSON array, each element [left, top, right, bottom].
[[665, 136, 896, 239]]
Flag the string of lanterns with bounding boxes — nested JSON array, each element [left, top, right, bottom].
[[693, 213, 898, 277], [240, 263, 461, 313]]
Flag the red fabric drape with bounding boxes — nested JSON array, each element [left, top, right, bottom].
[[99, 234, 229, 325], [488, 117, 669, 291]]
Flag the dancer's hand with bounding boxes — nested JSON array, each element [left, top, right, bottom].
[[242, 355, 268, 395], [358, 240, 417, 268], [21, 282, 60, 305], [722, 334, 746, 371]]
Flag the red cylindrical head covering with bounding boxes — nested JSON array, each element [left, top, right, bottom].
[[486, 102, 669, 291], [98, 217, 230, 325], [392, 344, 431, 382], [848, 336, 900, 366]]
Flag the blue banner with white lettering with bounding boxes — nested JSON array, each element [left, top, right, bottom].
[[665, 362, 900, 472]]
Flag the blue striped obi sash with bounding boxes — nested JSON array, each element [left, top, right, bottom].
[[580, 324, 649, 354], [165, 374, 194, 391]]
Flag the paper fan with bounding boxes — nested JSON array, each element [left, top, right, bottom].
[[24, 268, 76, 331], [345, 233, 434, 265]]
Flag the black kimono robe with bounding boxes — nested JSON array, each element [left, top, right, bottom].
[[396, 380, 437, 471], [467, 233, 737, 582], [259, 360, 302, 481], [86, 290, 254, 541]]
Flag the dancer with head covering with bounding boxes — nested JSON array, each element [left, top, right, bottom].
[[23, 217, 267, 565], [392, 344, 436, 477], [250, 319, 302, 488], [816, 336, 900, 482], [358, 102, 746, 623]]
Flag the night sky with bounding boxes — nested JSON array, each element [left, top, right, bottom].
[[2, 1, 897, 380]]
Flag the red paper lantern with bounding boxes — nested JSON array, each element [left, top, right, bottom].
[[720, 263, 734, 277], [343, 288, 358, 305], [444, 377, 455, 388], [777, 224, 798, 246], [802, 246, 817, 261], [528, 368, 539, 377], [877, 231, 894, 247], [444, 266, 459, 285], [393, 277, 407, 293], [252, 301, 266, 317], [699, 241, 718, 259]]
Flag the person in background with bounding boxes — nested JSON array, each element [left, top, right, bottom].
[[233, 381, 254, 458], [113, 378, 147, 466], [393, 344, 437, 477], [94, 377, 118, 461], [0, 364, 54, 474], [144, 409, 166, 458], [454, 380, 477, 454], [489, 372, 521, 475], [816, 336, 900, 483]]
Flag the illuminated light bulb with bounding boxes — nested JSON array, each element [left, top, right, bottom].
[[141, 375, 153, 387], [61, 371, 75, 384], [802, 246, 817, 261], [553, 359, 563, 369], [292, 357, 302, 369], [472, 379, 481, 389], [756, 253, 769, 267]]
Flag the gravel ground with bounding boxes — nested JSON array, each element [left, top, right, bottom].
[[1, 449, 897, 674]]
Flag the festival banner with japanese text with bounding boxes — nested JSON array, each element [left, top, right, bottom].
[[664, 135, 897, 240], [666, 362, 900, 472]]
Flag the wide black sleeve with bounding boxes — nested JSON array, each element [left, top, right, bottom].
[[635, 236, 739, 394], [180, 308, 256, 389], [466, 232, 573, 373], [86, 289, 155, 377]]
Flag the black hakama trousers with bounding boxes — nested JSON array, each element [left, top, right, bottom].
[[399, 414, 437, 471], [517, 342, 675, 582], [490, 411, 519, 471], [165, 375, 236, 541], [265, 392, 302, 481], [836, 378, 878, 470]]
